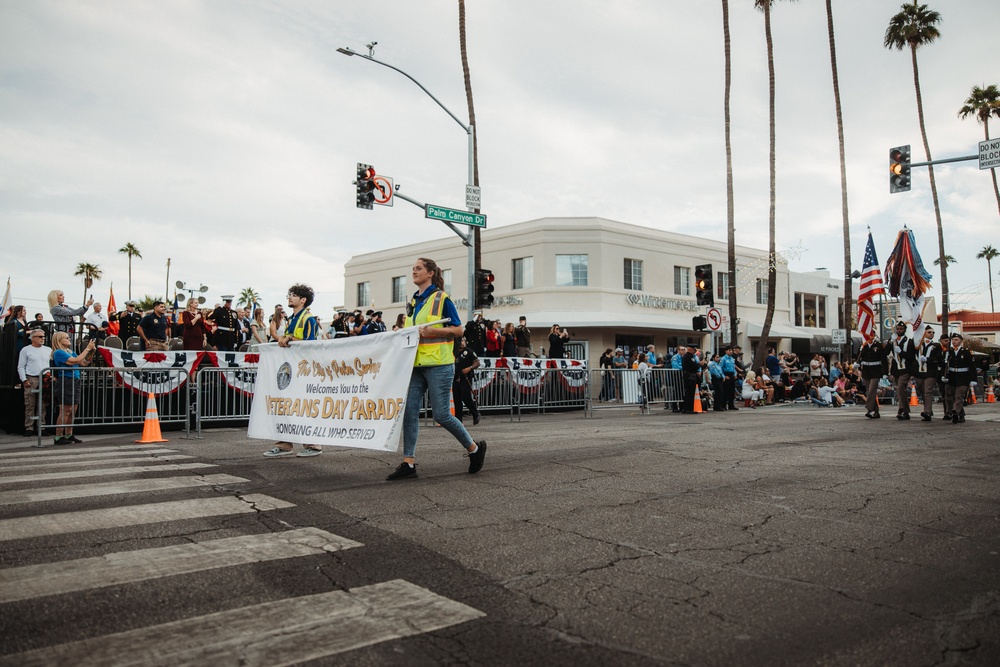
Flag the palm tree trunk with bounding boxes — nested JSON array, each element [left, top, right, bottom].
[[910, 44, 949, 331], [127, 256, 132, 300], [826, 0, 852, 351], [753, 1, 778, 371], [985, 119, 1000, 218], [458, 1, 481, 280], [988, 256, 995, 312], [723, 0, 738, 348]]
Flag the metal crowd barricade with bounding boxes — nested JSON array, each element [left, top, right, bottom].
[[586, 368, 685, 416], [538, 365, 589, 411], [421, 367, 516, 424], [35, 366, 191, 445], [194, 365, 258, 436]]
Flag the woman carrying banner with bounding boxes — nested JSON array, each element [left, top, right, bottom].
[[262, 284, 324, 458], [387, 257, 487, 480]]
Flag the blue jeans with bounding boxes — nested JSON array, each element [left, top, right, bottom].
[[403, 364, 473, 459]]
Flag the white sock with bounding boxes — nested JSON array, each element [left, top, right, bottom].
[[468, 444, 478, 454]]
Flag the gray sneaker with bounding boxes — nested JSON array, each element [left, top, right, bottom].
[[263, 446, 295, 457], [297, 447, 322, 457]]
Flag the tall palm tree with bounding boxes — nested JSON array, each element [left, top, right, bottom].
[[884, 2, 949, 331], [118, 243, 142, 300], [74, 262, 102, 304], [238, 287, 260, 310], [458, 0, 482, 289], [722, 0, 738, 347], [976, 245, 998, 311], [958, 84, 1000, 217], [825, 0, 853, 337], [751, 0, 795, 371], [932, 254, 955, 266]]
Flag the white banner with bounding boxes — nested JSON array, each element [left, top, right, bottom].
[[98, 347, 203, 396], [248, 329, 419, 451]]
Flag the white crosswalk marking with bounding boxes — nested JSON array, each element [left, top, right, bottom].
[[0, 527, 362, 603], [0, 448, 177, 464], [0, 473, 249, 506], [0, 494, 294, 541], [0, 462, 218, 485], [0, 445, 178, 459], [1, 580, 485, 667], [1, 454, 194, 471]]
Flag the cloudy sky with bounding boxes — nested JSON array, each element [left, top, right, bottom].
[[2, 0, 998, 319]]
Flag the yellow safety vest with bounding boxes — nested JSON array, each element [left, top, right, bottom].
[[286, 309, 314, 341], [405, 289, 455, 367]]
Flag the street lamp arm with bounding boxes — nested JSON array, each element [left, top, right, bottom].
[[339, 48, 470, 134]]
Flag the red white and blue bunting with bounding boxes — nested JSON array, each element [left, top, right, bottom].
[[98, 348, 204, 396], [204, 350, 260, 395]]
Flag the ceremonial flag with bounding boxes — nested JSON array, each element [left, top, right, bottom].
[[0, 277, 10, 320], [107, 285, 120, 336], [884, 227, 933, 332], [172, 292, 180, 324], [856, 233, 885, 343]]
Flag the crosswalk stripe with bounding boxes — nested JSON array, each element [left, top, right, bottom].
[[0, 474, 250, 506], [0, 494, 294, 542], [0, 454, 193, 472], [0, 448, 177, 464], [0, 445, 175, 459], [1, 579, 485, 667], [0, 527, 362, 603], [0, 462, 218, 486]]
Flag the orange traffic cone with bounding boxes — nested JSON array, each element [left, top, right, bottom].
[[136, 392, 168, 443], [969, 387, 978, 405], [909, 383, 919, 407], [987, 387, 996, 403], [693, 385, 704, 414]]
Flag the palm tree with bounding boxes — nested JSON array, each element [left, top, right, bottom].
[[74, 262, 102, 304], [932, 255, 955, 266], [751, 0, 796, 372], [885, 2, 949, 330], [976, 245, 999, 311], [238, 287, 260, 310], [825, 0, 853, 335], [136, 295, 163, 311], [458, 0, 482, 288], [722, 0, 738, 347], [118, 243, 142, 300], [958, 84, 1000, 217]]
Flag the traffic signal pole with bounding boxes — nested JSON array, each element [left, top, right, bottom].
[[338, 45, 477, 322]]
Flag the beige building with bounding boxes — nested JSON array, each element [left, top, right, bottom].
[[344, 217, 850, 366]]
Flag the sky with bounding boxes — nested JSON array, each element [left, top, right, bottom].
[[2, 0, 999, 320]]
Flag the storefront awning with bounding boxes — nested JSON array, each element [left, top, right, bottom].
[[746, 323, 812, 339]]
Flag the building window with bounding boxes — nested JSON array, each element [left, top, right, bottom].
[[624, 259, 643, 290], [391, 276, 406, 303], [755, 278, 768, 305], [512, 257, 533, 290], [794, 293, 827, 328], [716, 271, 729, 302], [356, 281, 370, 309], [556, 254, 588, 287], [673, 266, 690, 296], [442, 269, 452, 295]]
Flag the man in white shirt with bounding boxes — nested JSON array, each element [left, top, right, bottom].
[[84, 302, 108, 342], [17, 330, 52, 436]]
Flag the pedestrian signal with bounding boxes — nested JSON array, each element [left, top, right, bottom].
[[889, 145, 911, 194], [692, 315, 707, 331]]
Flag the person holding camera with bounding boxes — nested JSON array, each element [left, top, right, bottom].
[[548, 324, 570, 359]]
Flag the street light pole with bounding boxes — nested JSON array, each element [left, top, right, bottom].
[[338, 45, 477, 322]]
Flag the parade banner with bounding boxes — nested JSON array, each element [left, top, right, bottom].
[[98, 347, 204, 395], [248, 329, 419, 451], [205, 350, 260, 395]]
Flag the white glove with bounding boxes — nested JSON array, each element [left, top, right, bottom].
[[941, 377, 948, 383], [918, 355, 926, 364], [970, 381, 977, 388], [893, 345, 901, 354]]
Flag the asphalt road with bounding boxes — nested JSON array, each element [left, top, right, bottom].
[[1, 402, 998, 666]]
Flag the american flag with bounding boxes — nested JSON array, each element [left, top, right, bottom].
[[856, 233, 885, 343]]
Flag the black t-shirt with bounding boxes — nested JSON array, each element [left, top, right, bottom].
[[139, 313, 169, 341], [455, 347, 479, 375], [549, 333, 566, 359]]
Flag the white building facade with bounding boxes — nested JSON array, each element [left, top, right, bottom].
[[344, 217, 852, 367]]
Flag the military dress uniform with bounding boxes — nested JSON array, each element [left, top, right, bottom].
[[858, 339, 887, 418], [212, 299, 238, 351], [913, 334, 943, 421], [943, 339, 975, 424], [116, 307, 142, 342], [886, 329, 918, 419]]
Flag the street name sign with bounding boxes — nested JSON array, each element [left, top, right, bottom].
[[980, 138, 1000, 170], [425, 204, 487, 228]]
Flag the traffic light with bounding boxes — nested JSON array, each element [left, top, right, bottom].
[[356, 163, 376, 209], [475, 269, 495, 309], [692, 315, 707, 331], [695, 263, 714, 306], [889, 145, 911, 194]]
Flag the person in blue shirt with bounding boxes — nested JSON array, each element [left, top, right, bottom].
[[720, 347, 738, 410], [263, 284, 322, 459], [708, 354, 725, 411], [50, 331, 95, 445]]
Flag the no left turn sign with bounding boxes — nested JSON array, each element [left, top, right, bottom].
[[707, 308, 722, 331]]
